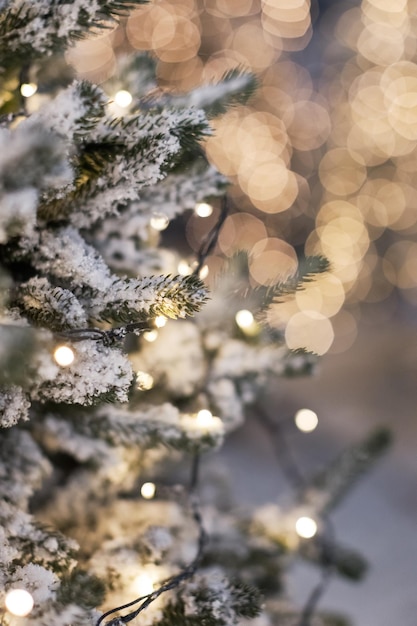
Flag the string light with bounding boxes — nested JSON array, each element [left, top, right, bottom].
[[294, 408, 318, 433], [154, 315, 167, 328], [114, 89, 133, 108], [235, 309, 259, 337], [140, 481, 156, 499], [194, 202, 213, 217], [295, 516, 318, 539], [199, 264, 209, 279], [20, 83, 37, 97], [132, 572, 155, 596], [53, 345, 75, 367], [143, 330, 158, 342], [5, 589, 34, 617], [178, 259, 193, 276], [136, 371, 154, 390], [150, 213, 170, 231]]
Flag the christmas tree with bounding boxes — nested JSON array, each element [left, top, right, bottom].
[[0, 2, 391, 626]]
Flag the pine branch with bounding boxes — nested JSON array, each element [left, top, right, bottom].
[[303, 428, 392, 514], [0, 1, 149, 67], [260, 255, 331, 311]]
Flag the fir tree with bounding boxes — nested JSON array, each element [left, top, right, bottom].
[[0, 3, 390, 626]]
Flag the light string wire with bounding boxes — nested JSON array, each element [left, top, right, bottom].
[[95, 453, 207, 626], [192, 194, 229, 277], [54, 194, 229, 346], [253, 404, 336, 626]]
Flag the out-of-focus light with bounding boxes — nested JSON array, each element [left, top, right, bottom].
[[133, 573, 154, 596], [143, 330, 158, 343], [150, 213, 170, 231], [5, 589, 34, 616], [295, 516, 318, 539], [294, 408, 318, 432], [235, 309, 254, 329], [140, 481, 156, 499], [196, 409, 213, 426], [178, 259, 193, 276], [136, 371, 154, 390], [20, 83, 37, 97], [194, 202, 213, 217], [154, 315, 167, 328], [114, 89, 133, 108], [53, 345, 75, 367], [199, 264, 209, 279]]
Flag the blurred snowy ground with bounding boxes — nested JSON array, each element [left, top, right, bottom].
[[216, 303, 417, 626]]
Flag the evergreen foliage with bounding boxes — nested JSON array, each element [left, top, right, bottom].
[[0, 2, 391, 626]]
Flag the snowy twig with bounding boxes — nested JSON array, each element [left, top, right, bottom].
[[96, 454, 207, 626]]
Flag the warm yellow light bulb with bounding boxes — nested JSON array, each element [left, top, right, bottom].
[[199, 265, 209, 279], [114, 89, 133, 108], [194, 202, 213, 218], [235, 309, 254, 329], [5, 589, 34, 616], [140, 482, 156, 499], [196, 409, 213, 426], [295, 516, 318, 539], [154, 315, 167, 328], [150, 213, 170, 231], [143, 330, 158, 343], [136, 371, 154, 391], [178, 259, 193, 276], [53, 345, 75, 367], [20, 83, 37, 98], [133, 573, 154, 596], [294, 409, 318, 433]]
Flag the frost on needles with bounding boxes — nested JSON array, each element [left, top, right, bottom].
[[0, 3, 390, 626]]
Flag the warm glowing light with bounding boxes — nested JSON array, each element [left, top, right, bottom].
[[235, 309, 254, 328], [199, 265, 209, 279], [5, 589, 34, 616], [133, 573, 154, 596], [150, 213, 170, 231], [178, 259, 193, 275], [114, 89, 133, 108], [136, 371, 154, 390], [20, 83, 37, 97], [154, 315, 167, 328], [194, 202, 213, 217], [53, 345, 75, 367], [196, 409, 213, 426], [193, 409, 223, 434], [143, 330, 158, 342], [140, 481, 156, 499], [294, 408, 318, 433], [295, 516, 318, 539], [285, 311, 334, 355]]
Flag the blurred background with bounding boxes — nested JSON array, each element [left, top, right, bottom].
[[30, 1, 417, 624]]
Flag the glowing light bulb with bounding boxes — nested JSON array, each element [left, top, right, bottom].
[[20, 83, 37, 97], [295, 516, 318, 539], [294, 409, 318, 433], [140, 481, 156, 499], [5, 589, 34, 616], [133, 573, 154, 596], [136, 371, 154, 391], [235, 309, 259, 337], [194, 202, 213, 218], [154, 315, 167, 328], [235, 309, 254, 329], [143, 330, 158, 343], [53, 345, 75, 367], [178, 259, 193, 276], [150, 213, 169, 231], [199, 265, 209, 279], [114, 89, 133, 108], [196, 409, 213, 426]]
